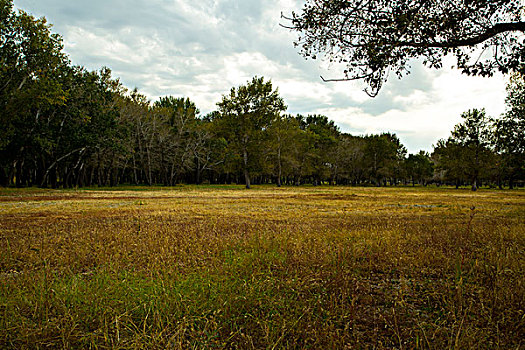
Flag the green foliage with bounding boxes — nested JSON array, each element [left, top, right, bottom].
[[154, 96, 199, 129], [433, 109, 496, 190], [364, 133, 406, 185], [0, 0, 67, 142], [302, 114, 340, 184], [216, 77, 287, 188], [265, 115, 302, 186], [405, 151, 433, 186], [493, 73, 525, 188], [332, 134, 367, 185]]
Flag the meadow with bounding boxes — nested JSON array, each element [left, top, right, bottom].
[[0, 185, 523, 349]]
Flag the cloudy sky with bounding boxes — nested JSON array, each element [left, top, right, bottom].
[[14, 0, 508, 153]]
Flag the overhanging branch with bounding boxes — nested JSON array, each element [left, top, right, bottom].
[[401, 22, 525, 49]]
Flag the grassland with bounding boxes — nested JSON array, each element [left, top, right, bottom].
[[0, 185, 524, 349]]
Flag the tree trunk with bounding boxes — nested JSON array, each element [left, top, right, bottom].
[[146, 147, 152, 186], [277, 146, 282, 187], [243, 147, 250, 189], [16, 159, 24, 187]]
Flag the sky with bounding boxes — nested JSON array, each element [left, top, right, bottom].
[[14, 0, 508, 154]]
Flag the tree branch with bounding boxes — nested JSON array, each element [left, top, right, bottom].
[[402, 22, 525, 49]]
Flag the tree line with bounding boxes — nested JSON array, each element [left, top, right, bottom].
[[1, 1, 524, 190]]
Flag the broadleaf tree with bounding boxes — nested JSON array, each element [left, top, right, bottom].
[[283, 0, 524, 96], [0, 0, 69, 186], [494, 73, 525, 188], [434, 109, 494, 191], [217, 77, 287, 189]]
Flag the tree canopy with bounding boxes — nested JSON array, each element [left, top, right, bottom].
[[216, 77, 287, 189], [434, 109, 494, 191], [284, 0, 525, 96], [493, 73, 525, 187]]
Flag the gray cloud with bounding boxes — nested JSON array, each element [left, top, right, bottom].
[[13, 0, 507, 153]]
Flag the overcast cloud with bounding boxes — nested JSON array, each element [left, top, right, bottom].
[[14, 0, 507, 153]]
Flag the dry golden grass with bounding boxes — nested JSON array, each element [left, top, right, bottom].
[[1, 185, 524, 348]]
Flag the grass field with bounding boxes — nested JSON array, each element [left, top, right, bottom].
[[0, 185, 524, 349]]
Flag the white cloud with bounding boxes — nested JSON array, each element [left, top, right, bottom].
[[14, 0, 509, 153], [313, 67, 507, 153]]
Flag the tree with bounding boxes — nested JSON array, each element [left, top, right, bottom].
[[405, 151, 433, 186], [433, 138, 466, 188], [433, 109, 494, 190], [332, 134, 366, 185], [40, 67, 122, 188], [364, 133, 405, 185], [0, 0, 69, 186], [283, 0, 524, 96], [284, 114, 316, 185], [304, 114, 340, 185], [266, 114, 302, 187], [217, 77, 287, 189], [493, 73, 525, 188], [188, 117, 227, 185], [452, 109, 494, 191], [154, 96, 200, 184]]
